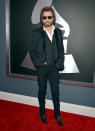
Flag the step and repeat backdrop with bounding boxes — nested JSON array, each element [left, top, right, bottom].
[[6, 0, 95, 87]]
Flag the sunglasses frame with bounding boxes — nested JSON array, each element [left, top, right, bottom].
[[42, 16, 53, 20]]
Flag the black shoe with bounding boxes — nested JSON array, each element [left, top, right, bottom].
[[41, 115, 47, 124], [55, 116, 63, 126]]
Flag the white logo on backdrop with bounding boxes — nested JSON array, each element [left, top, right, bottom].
[[21, 0, 79, 73]]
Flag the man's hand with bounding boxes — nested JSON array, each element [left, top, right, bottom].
[[44, 62, 47, 65]]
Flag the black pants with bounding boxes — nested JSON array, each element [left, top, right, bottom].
[[37, 65, 60, 118]]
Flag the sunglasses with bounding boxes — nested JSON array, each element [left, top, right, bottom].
[[42, 16, 53, 20]]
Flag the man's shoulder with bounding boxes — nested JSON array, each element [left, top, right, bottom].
[[55, 27, 63, 37], [32, 27, 43, 34], [55, 27, 62, 33]]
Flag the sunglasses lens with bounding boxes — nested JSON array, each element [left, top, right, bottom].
[[42, 16, 53, 20], [42, 16, 47, 20], [48, 16, 52, 19]]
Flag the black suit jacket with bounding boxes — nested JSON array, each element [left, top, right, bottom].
[[29, 26, 64, 70]]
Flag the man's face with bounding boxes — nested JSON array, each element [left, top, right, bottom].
[[41, 11, 54, 27]]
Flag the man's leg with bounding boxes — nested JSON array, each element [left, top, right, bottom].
[[48, 65, 63, 125], [48, 65, 60, 118], [37, 66, 48, 120]]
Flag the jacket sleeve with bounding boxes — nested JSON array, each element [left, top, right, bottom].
[[29, 31, 44, 66], [55, 29, 65, 70]]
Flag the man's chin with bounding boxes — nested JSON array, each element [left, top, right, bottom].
[[43, 24, 52, 27], [44, 25, 52, 27], [42, 22, 53, 27]]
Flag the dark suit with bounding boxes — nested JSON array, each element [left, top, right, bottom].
[[29, 26, 64, 118], [29, 27, 64, 70]]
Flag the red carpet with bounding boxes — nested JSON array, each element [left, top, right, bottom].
[[0, 99, 95, 131]]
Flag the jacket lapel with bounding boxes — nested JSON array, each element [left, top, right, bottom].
[[39, 27, 60, 59]]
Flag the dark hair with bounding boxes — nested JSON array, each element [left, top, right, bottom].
[[40, 7, 56, 24]]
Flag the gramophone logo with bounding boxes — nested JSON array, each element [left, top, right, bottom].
[[21, 0, 79, 73]]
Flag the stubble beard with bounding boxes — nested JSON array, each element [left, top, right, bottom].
[[42, 21, 54, 27]]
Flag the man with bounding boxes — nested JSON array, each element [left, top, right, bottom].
[[29, 7, 64, 125]]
